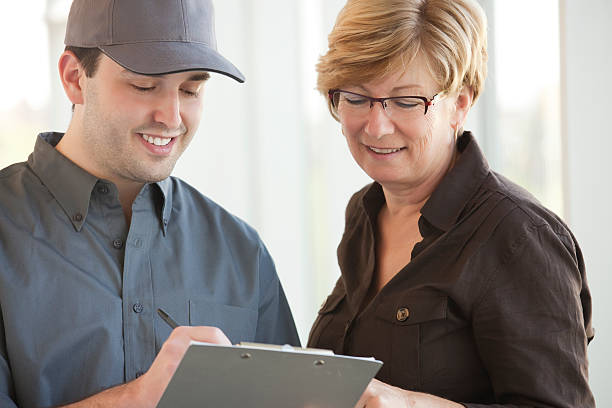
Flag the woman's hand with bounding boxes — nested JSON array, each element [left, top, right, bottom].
[[355, 379, 464, 408]]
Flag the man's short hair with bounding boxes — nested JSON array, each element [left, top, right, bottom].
[[65, 46, 103, 78]]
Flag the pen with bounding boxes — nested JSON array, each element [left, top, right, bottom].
[[157, 308, 179, 329]]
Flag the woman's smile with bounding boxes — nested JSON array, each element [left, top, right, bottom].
[[365, 145, 407, 155]]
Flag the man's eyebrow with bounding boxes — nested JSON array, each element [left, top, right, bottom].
[[120, 70, 210, 82], [120, 69, 150, 79], [186, 73, 210, 82]]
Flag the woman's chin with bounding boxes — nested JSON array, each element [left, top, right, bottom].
[[365, 170, 413, 189]]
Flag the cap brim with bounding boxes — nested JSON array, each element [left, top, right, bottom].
[[99, 41, 245, 82]]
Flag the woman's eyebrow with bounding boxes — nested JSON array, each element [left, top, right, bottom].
[[355, 84, 423, 94], [391, 84, 424, 93]]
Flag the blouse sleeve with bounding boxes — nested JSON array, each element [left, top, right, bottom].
[[463, 221, 594, 408], [0, 304, 18, 408]]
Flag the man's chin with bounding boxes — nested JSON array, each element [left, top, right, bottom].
[[145, 171, 173, 183], [131, 167, 175, 184]]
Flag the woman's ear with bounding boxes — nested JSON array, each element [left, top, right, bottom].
[[451, 86, 474, 131], [58, 51, 86, 106]]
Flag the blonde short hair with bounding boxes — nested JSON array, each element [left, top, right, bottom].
[[317, 0, 488, 119]]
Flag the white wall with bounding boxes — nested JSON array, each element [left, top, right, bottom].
[[560, 0, 612, 405]]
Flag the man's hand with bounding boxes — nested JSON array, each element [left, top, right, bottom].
[[136, 326, 231, 405], [61, 326, 231, 408], [354, 378, 464, 408]]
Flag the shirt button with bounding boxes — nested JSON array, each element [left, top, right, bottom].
[[112, 239, 123, 249], [73, 213, 83, 222], [135, 371, 144, 378], [97, 185, 109, 194], [396, 307, 410, 322], [133, 303, 144, 313]]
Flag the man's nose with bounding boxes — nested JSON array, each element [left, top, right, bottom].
[[153, 91, 182, 130], [364, 102, 395, 140]]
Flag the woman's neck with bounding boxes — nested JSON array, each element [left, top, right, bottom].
[[380, 147, 459, 218]]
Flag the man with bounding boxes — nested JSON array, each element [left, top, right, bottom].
[[0, 0, 300, 407]]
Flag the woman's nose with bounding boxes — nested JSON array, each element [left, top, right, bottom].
[[364, 102, 394, 140]]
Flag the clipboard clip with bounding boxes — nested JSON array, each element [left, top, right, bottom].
[[238, 342, 335, 355]]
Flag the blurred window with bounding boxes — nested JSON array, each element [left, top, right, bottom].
[[478, 0, 563, 215]]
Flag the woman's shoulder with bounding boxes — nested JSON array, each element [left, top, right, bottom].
[[483, 171, 571, 237], [475, 171, 581, 270]]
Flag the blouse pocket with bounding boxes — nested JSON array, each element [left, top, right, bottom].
[[373, 293, 448, 389], [307, 291, 347, 351], [375, 294, 448, 326], [188, 299, 258, 344]]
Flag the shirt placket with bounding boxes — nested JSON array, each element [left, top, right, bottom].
[[122, 185, 157, 381]]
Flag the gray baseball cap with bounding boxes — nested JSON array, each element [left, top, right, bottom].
[[64, 0, 245, 82]]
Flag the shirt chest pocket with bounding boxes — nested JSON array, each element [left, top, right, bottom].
[[372, 294, 448, 390], [188, 299, 258, 344], [375, 294, 448, 326], [307, 292, 348, 353]]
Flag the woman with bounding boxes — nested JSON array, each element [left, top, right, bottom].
[[307, 1, 595, 407]]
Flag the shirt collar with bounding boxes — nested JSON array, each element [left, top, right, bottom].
[[28, 132, 174, 233], [28, 133, 99, 231], [154, 178, 173, 235], [361, 182, 385, 227], [420, 131, 490, 232]]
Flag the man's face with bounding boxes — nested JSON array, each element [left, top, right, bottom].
[[78, 54, 208, 184]]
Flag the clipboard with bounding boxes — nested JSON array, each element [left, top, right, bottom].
[[156, 342, 383, 408]]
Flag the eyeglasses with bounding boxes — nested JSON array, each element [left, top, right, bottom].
[[328, 89, 443, 120]]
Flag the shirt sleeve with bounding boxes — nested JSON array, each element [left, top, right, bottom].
[[463, 222, 594, 408], [0, 305, 18, 408], [253, 243, 301, 346]]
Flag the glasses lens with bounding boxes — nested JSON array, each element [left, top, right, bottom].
[[387, 97, 427, 117], [334, 91, 369, 117], [332, 91, 430, 119]]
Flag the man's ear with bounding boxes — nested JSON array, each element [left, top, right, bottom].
[[58, 51, 86, 106], [451, 86, 474, 131]]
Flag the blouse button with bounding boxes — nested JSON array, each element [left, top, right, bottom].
[[396, 307, 410, 322]]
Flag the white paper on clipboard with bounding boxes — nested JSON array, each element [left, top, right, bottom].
[[156, 342, 383, 408]]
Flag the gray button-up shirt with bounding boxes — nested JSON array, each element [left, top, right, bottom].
[[0, 133, 300, 408]]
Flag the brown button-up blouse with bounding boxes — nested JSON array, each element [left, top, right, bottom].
[[308, 132, 594, 407]]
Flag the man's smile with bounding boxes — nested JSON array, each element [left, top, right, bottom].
[[139, 133, 174, 146]]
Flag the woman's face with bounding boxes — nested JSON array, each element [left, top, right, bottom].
[[339, 55, 467, 193]]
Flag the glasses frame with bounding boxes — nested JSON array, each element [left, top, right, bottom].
[[328, 89, 442, 116]]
